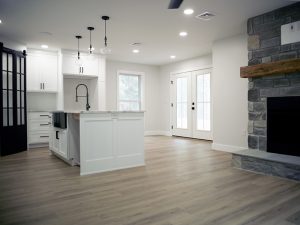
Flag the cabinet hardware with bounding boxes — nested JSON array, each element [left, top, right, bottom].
[[40, 115, 50, 117], [40, 123, 49, 126], [56, 131, 59, 140], [40, 136, 49, 138], [82, 67, 84, 74], [40, 83, 42, 89], [43, 83, 45, 89]]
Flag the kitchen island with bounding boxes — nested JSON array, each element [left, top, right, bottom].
[[49, 111, 145, 175]]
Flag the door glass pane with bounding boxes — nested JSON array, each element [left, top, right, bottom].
[[21, 58, 24, 74], [8, 90, 13, 108], [2, 52, 7, 70], [2, 90, 7, 107], [17, 91, 20, 107], [9, 108, 13, 126], [17, 108, 21, 125], [17, 56, 20, 73], [21, 75, 24, 90], [197, 74, 211, 131], [17, 74, 20, 90], [2, 72, 7, 89], [8, 54, 12, 71], [176, 77, 188, 129], [21, 108, 25, 125], [21, 91, 24, 107], [8, 72, 13, 89], [3, 108, 7, 126]]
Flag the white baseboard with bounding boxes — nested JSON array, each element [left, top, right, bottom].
[[144, 131, 172, 136], [212, 143, 247, 153]]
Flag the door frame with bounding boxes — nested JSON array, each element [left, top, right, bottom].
[[170, 66, 213, 140]]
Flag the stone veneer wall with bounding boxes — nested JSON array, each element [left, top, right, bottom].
[[247, 2, 300, 151]]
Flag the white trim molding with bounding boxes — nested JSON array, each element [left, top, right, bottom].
[[211, 142, 247, 153], [144, 131, 172, 136]]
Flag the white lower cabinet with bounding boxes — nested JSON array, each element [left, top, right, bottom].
[[28, 112, 51, 148], [51, 128, 69, 160]]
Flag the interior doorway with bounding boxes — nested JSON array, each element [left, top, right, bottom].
[[171, 69, 212, 140]]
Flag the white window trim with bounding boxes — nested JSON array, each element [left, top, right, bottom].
[[117, 70, 145, 111]]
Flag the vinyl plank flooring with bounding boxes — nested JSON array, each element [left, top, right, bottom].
[[0, 136, 299, 225]]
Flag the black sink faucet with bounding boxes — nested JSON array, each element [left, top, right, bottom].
[[75, 84, 91, 111]]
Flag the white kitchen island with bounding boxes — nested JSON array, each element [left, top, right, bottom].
[[49, 111, 145, 175]]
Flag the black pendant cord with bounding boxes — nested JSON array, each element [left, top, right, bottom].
[[75, 35, 82, 60], [89, 29, 92, 53], [104, 20, 107, 47]]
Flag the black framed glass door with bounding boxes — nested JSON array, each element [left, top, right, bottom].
[[0, 42, 27, 156]]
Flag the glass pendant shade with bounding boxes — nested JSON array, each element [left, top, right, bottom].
[[100, 46, 112, 55]]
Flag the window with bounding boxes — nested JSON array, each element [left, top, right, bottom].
[[118, 72, 143, 111]]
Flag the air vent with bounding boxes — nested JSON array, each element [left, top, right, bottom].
[[196, 11, 215, 21]]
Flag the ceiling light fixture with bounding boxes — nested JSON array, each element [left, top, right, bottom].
[[75, 35, 83, 66], [87, 27, 95, 54], [41, 44, 48, 49], [0, 19, 2, 24], [179, 31, 188, 37], [196, 11, 215, 21], [132, 49, 139, 53], [170, 55, 176, 59], [100, 16, 112, 55], [184, 9, 194, 15]]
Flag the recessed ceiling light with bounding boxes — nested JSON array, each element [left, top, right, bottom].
[[170, 55, 176, 59], [132, 49, 139, 53], [184, 9, 194, 15], [179, 31, 188, 37], [41, 45, 48, 49]]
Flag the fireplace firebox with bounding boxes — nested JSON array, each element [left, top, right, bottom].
[[267, 96, 300, 157]]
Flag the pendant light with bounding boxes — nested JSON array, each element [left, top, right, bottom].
[[75, 35, 83, 66], [100, 16, 112, 55], [87, 27, 95, 54]]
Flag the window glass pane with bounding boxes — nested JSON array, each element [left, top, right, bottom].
[[8, 72, 13, 89], [2, 71, 7, 89], [9, 108, 13, 126], [197, 103, 204, 130], [8, 54, 12, 71], [2, 90, 7, 107], [204, 102, 210, 131], [2, 52, 7, 70], [118, 74, 141, 111], [119, 75, 139, 101], [3, 108, 7, 127], [197, 75, 204, 102], [176, 77, 187, 129], [119, 101, 139, 111]]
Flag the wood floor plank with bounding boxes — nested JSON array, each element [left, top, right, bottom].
[[0, 136, 299, 225]]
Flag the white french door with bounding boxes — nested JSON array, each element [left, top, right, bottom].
[[171, 69, 212, 140]]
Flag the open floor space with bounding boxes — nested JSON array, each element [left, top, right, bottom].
[[1, 136, 300, 225]]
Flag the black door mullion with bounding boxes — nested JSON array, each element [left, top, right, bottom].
[[0, 42, 2, 128]]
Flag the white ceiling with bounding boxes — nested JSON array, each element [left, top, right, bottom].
[[0, 0, 294, 65]]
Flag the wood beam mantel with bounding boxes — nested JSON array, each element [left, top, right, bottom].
[[240, 58, 300, 78]]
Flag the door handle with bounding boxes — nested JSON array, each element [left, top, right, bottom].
[[191, 107, 195, 110], [56, 131, 59, 140]]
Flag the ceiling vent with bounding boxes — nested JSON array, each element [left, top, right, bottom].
[[196, 11, 215, 21]]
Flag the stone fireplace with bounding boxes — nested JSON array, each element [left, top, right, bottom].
[[232, 2, 300, 181]]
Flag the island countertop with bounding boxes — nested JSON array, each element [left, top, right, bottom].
[[52, 110, 145, 114]]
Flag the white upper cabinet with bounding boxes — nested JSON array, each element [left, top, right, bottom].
[[62, 53, 99, 76], [27, 50, 58, 92]]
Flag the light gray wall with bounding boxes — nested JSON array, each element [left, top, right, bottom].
[[106, 60, 161, 132], [212, 34, 248, 152]]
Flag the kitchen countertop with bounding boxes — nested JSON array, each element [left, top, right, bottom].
[[52, 110, 145, 114]]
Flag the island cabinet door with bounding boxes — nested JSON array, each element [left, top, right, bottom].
[[58, 130, 68, 158]]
